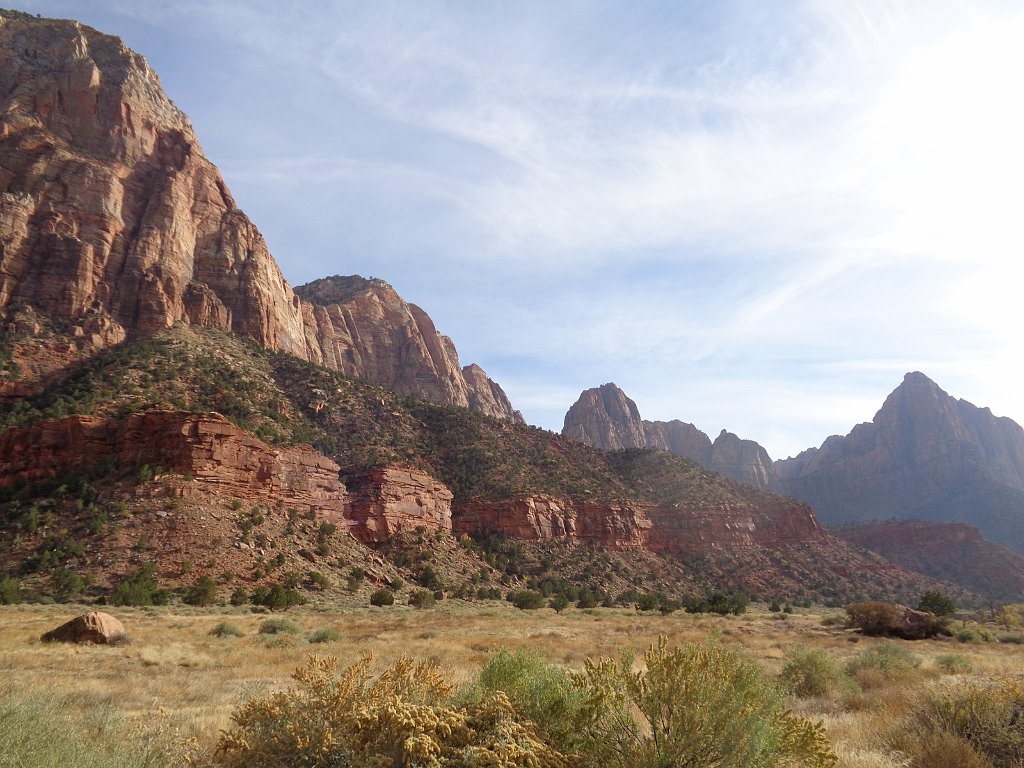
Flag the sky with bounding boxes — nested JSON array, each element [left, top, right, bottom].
[[10, 0, 1023, 458]]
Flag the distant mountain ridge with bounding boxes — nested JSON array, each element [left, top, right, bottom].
[[562, 383, 776, 489], [776, 372, 1024, 552], [564, 374, 1024, 557]]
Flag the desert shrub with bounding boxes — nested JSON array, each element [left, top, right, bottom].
[[251, 583, 305, 611], [209, 621, 243, 638], [229, 587, 249, 606], [845, 601, 903, 635], [307, 629, 342, 644], [891, 678, 1024, 766], [549, 594, 571, 613], [780, 647, 858, 699], [408, 589, 436, 609], [110, 564, 170, 606], [0, 575, 23, 604], [305, 570, 330, 590], [997, 632, 1023, 644], [183, 575, 218, 606], [956, 627, 983, 643], [213, 655, 568, 767], [934, 653, 972, 674], [572, 638, 837, 768], [0, 690, 189, 768], [508, 589, 545, 610], [258, 618, 301, 635], [345, 567, 365, 592], [917, 590, 956, 616], [472, 648, 588, 750], [845, 642, 921, 687], [370, 588, 395, 607]]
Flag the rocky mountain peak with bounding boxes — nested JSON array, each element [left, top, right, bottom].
[[0, 12, 518, 422], [562, 383, 647, 450]]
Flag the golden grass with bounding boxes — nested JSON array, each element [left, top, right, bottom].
[[2, 601, 1022, 761]]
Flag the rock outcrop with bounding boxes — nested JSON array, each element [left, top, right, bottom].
[[41, 611, 128, 644], [562, 383, 777, 489], [0, 11, 516, 420], [776, 372, 1024, 552], [0, 411, 351, 519], [346, 467, 454, 542], [834, 520, 1024, 601], [455, 497, 655, 548], [454, 494, 823, 552], [562, 383, 649, 450]]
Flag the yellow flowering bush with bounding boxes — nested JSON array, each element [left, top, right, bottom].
[[214, 654, 567, 768]]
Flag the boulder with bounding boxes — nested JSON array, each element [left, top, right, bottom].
[[41, 611, 128, 644]]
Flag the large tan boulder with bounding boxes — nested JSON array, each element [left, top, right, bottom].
[[41, 611, 129, 645]]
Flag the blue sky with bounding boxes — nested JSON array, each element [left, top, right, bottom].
[[11, 0, 1023, 458]]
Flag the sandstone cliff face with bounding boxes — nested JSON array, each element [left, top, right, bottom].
[[0, 12, 516, 421], [776, 372, 1024, 552], [346, 467, 454, 542], [562, 382, 776, 489], [562, 383, 649, 450], [0, 410, 349, 518], [454, 494, 822, 552], [709, 430, 777, 490], [455, 497, 655, 549], [834, 520, 1024, 601]]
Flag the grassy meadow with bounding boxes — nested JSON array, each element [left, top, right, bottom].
[[1, 600, 1022, 767]]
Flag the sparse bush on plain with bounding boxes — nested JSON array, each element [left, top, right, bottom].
[[408, 589, 436, 609], [110, 564, 170, 606], [845, 642, 921, 686], [307, 629, 342, 644], [508, 589, 545, 610], [934, 653, 972, 674], [369, 587, 395, 607], [917, 590, 956, 616], [890, 678, 1024, 766], [471, 648, 588, 750], [183, 575, 218, 606], [209, 621, 243, 638], [573, 638, 837, 768], [258, 618, 300, 635], [780, 647, 858, 699], [0, 574, 22, 604]]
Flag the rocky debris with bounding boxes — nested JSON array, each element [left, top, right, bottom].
[[562, 383, 777, 488], [0, 13, 518, 421], [41, 611, 128, 644], [346, 467, 454, 542], [834, 520, 1024, 601], [776, 372, 1024, 552]]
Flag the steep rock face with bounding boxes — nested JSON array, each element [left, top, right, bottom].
[[562, 383, 649, 450], [455, 497, 655, 549], [461, 363, 525, 424], [346, 467, 454, 542], [562, 382, 776, 489], [454, 495, 823, 552], [0, 411, 350, 518], [833, 520, 1024, 602], [776, 372, 1024, 552], [709, 430, 777, 490], [646, 498, 823, 554], [0, 12, 516, 420], [643, 420, 713, 465]]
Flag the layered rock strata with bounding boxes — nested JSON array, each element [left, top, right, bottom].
[[0, 11, 516, 420], [346, 467, 454, 542]]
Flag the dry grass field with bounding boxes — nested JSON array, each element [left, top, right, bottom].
[[1, 600, 1022, 767]]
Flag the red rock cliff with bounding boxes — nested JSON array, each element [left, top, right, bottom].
[[0, 11, 517, 421], [345, 467, 454, 542], [0, 411, 349, 518]]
